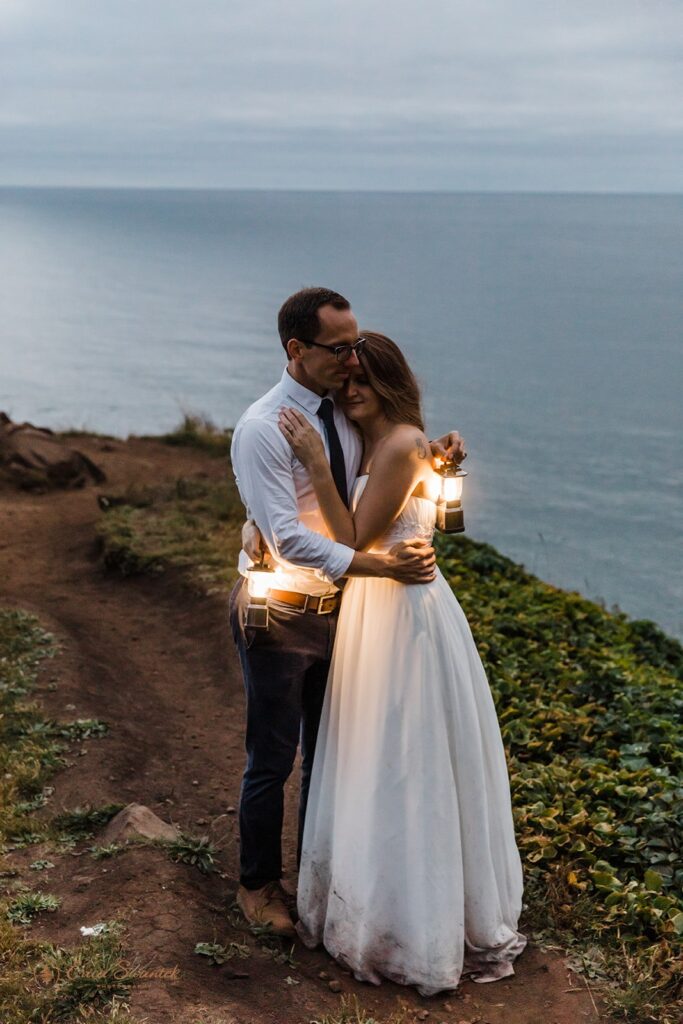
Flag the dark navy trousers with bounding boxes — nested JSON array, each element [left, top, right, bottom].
[[229, 578, 338, 890]]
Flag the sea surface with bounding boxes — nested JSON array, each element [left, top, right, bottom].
[[1, 187, 681, 637]]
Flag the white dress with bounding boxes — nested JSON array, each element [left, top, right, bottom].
[[296, 476, 527, 996]]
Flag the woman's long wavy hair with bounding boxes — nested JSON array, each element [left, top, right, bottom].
[[358, 331, 425, 431]]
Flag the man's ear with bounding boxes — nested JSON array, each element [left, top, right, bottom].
[[286, 338, 304, 361]]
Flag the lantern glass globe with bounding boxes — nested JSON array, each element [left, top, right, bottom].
[[247, 569, 273, 599]]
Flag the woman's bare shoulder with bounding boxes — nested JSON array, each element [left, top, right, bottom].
[[377, 424, 431, 464]]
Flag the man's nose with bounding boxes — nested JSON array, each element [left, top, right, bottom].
[[345, 349, 361, 368]]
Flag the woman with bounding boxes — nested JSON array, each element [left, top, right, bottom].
[[277, 332, 526, 997]]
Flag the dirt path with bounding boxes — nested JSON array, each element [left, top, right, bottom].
[[1, 437, 609, 1024]]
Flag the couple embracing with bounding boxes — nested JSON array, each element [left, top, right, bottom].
[[229, 287, 526, 997]]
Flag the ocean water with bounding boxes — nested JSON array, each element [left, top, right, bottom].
[[1, 187, 681, 637]]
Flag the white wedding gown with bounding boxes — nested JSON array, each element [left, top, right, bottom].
[[296, 476, 527, 996]]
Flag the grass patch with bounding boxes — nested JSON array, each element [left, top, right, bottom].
[[97, 475, 243, 590], [51, 803, 125, 842], [0, 613, 142, 1022], [163, 832, 217, 874], [310, 997, 410, 1024], [0, 610, 61, 852], [156, 413, 233, 457], [36, 920, 140, 1021], [89, 843, 123, 861]]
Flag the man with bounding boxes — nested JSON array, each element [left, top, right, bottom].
[[230, 287, 465, 936]]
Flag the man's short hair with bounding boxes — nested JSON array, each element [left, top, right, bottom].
[[278, 287, 351, 352]]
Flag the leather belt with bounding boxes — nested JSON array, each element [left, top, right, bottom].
[[268, 588, 340, 615]]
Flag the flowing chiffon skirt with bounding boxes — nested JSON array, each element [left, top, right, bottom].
[[296, 482, 527, 996]]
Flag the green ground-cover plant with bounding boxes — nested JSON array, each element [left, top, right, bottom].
[[437, 534, 682, 1019], [89, 842, 123, 860], [6, 889, 61, 924], [194, 940, 250, 965]]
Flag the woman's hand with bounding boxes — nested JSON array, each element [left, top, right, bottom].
[[278, 407, 327, 471]]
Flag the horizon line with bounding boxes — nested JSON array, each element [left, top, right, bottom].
[[1, 183, 683, 198]]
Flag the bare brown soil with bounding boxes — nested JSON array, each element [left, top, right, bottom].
[[1, 436, 611, 1024]]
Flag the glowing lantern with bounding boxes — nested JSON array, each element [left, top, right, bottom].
[[245, 554, 275, 629], [435, 458, 468, 534]]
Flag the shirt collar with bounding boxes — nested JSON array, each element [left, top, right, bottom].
[[281, 367, 339, 415]]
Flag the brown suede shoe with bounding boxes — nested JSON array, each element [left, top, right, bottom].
[[236, 882, 296, 937]]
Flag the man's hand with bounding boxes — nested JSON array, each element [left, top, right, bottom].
[[430, 430, 467, 464], [384, 538, 437, 584], [242, 519, 265, 562]]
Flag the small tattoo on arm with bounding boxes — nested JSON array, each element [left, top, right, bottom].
[[415, 438, 427, 459]]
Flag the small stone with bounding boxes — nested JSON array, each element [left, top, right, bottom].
[[328, 980, 342, 993], [196, 818, 207, 826], [226, 806, 236, 814], [443, 1004, 454, 1013], [318, 971, 330, 980], [192, 780, 199, 786], [100, 803, 179, 844], [417, 1013, 430, 1021]]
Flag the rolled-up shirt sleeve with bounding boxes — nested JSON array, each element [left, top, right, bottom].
[[232, 418, 355, 582]]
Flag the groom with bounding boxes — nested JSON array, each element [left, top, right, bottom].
[[229, 287, 465, 936]]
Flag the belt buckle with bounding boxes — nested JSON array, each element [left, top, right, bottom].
[[317, 594, 336, 615]]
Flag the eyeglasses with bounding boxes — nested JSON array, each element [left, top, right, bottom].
[[300, 336, 367, 363]]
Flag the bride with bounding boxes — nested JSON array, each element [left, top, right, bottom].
[[275, 331, 526, 997]]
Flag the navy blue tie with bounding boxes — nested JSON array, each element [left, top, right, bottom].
[[317, 398, 349, 507]]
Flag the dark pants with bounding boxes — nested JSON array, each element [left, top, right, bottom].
[[229, 578, 338, 890]]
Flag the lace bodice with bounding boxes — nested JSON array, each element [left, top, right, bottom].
[[352, 474, 436, 552]]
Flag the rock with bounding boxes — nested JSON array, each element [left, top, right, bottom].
[[318, 971, 330, 980], [417, 1013, 430, 1021], [99, 803, 179, 844], [328, 980, 342, 993], [72, 874, 95, 888], [0, 413, 106, 490]]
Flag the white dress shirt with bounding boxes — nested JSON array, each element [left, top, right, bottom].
[[231, 367, 362, 595]]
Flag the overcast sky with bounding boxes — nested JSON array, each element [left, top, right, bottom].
[[2, 0, 682, 191]]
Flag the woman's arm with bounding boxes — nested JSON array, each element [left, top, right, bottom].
[[278, 407, 357, 546], [278, 408, 428, 551]]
